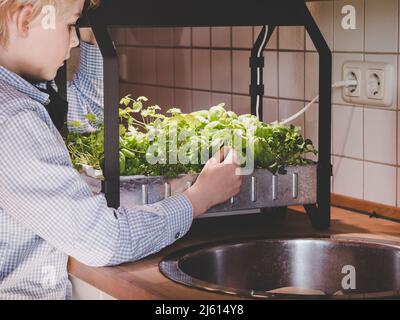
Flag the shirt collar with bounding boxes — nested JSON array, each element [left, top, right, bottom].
[[0, 65, 50, 105]]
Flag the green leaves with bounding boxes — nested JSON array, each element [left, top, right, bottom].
[[208, 104, 226, 122], [120, 95, 131, 107], [166, 108, 182, 116], [65, 95, 318, 178], [253, 123, 317, 174]]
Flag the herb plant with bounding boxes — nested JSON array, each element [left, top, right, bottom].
[[65, 95, 317, 178]]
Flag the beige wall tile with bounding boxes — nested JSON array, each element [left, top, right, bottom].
[[211, 27, 231, 48], [156, 48, 174, 86], [173, 27, 191, 47], [334, 0, 364, 52], [174, 89, 192, 112], [119, 83, 135, 98], [140, 85, 157, 103], [211, 50, 232, 92], [278, 99, 305, 136], [365, 0, 398, 52], [125, 47, 141, 83], [192, 27, 210, 47], [263, 98, 278, 124], [278, 52, 305, 100], [232, 51, 251, 94], [333, 156, 363, 199], [192, 49, 211, 90], [140, 48, 157, 84], [121, 84, 156, 102], [265, 51, 278, 97], [126, 28, 154, 46], [232, 95, 251, 115], [212, 93, 232, 110], [364, 162, 397, 206], [279, 26, 305, 50], [306, 1, 334, 51], [305, 103, 319, 162], [153, 28, 174, 46], [398, 57, 400, 109], [156, 87, 174, 109], [397, 168, 400, 207], [121, 48, 157, 84], [174, 49, 191, 88], [126, 47, 156, 84], [397, 111, 400, 165], [192, 91, 211, 111], [305, 52, 319, 101], [364, 108, 397, 165], [332, 105, 363, 159], [232, 27, 253, 49]]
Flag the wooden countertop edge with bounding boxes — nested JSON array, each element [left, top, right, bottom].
[[68, 260, 161, 299], [68, 207, 400, 300], [68, 258, 246, 300]]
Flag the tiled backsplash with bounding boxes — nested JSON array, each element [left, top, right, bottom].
[[69, 0, 400, 209]]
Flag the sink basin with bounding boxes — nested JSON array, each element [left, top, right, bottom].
[[159, 237, 400, 299]]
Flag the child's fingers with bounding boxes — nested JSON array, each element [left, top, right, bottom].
[[207, 147, 230, 166], [223, 148, 241, 166]]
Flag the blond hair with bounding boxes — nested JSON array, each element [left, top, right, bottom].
[[0, 0, 100, 47]]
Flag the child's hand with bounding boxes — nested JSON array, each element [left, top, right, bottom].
[[79, 28, 97, 45], [183, 147, 243, 219]]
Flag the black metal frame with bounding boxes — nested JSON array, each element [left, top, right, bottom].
[[67, 0, 332, 229]]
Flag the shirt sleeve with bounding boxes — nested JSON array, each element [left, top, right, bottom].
[[67, 41, 104, 133], [0, 110, 193, 267]]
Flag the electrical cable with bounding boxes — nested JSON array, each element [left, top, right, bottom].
[[279, 79, 358, 125]]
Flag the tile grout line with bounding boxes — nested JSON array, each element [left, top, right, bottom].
[[252, 26, 255, 117], [362, 0, 366, 202], [172, 31, 176, 109], [277, 27, 280, 120], [303, 25, 307, 142], [230, 27, 233, 112], [190, 27, 194, 111], [121, 79, 400, 112], [330, 0, 335, 191], [119, 45, 400, 56], [209, 27, 212, 105], [397, 0, 400, 208]]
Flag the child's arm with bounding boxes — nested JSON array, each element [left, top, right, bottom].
[[0, 110, 190, 267], [66, 41, 104, 133], [0, 111, 241, 267]]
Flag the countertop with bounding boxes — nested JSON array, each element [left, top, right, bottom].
[[68, 206, 400, 300]]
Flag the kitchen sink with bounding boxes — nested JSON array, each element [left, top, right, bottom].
[[159, 237, 400, 299]]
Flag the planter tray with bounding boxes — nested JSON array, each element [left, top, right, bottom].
[[81, 164, 317, 214]]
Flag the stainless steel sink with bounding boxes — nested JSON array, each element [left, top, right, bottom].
[[159, 237, 400, 299]]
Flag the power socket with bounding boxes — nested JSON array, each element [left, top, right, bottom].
[[343, 67, 361, 97], [366, 69, 384, 100], [342, 61, 394, 107]]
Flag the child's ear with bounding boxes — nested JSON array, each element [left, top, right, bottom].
[[14, 4, 35, 37]]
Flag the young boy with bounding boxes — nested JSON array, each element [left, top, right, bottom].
[[0, 0, 242, 299]]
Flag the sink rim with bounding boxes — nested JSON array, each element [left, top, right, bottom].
[[159, 235, 400, 300]]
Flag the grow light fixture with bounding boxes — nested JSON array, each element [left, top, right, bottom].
[[62, 0, 332, 229]]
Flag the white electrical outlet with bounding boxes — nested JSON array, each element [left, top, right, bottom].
[[366, 69, 384, 100], [343, 67, 361, 97], [342, 61, 394, 107]]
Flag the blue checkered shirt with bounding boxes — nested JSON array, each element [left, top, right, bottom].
[[0, 42, 193, 300]]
